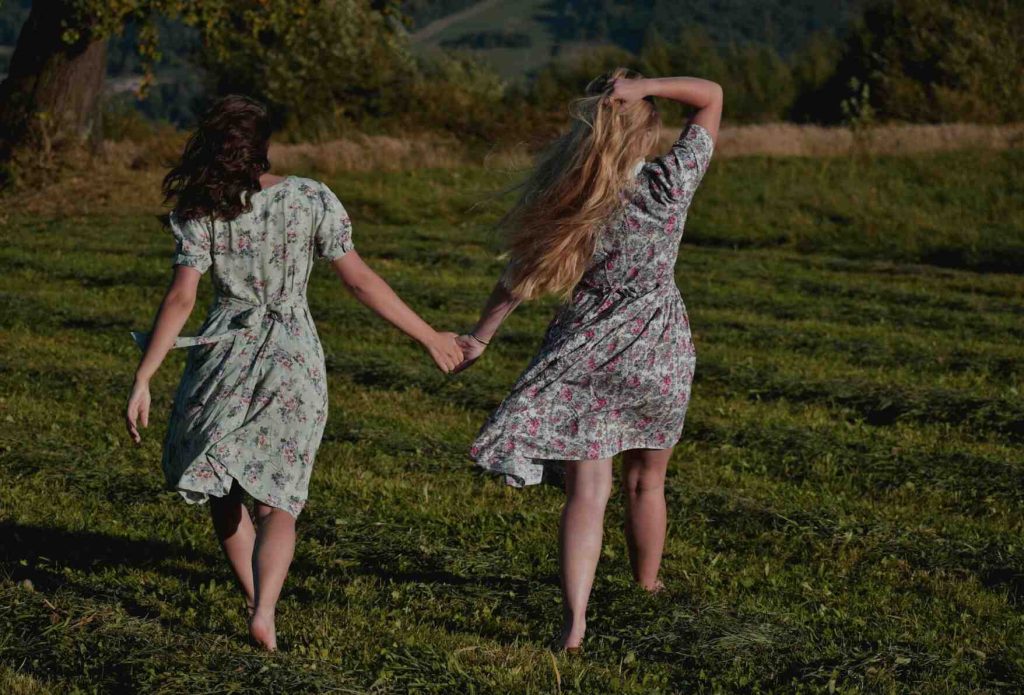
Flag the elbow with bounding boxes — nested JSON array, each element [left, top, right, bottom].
[[341, 271, 374, 298], [164, 288, 197, 313], [707, 81, 724, 106]]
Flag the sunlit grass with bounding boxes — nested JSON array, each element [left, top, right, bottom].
[[1, 150, 1022, 692]]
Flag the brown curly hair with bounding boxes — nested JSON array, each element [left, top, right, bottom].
[[163, 95, 272, 222]]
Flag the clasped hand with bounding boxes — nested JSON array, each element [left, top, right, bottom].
[[425, 331, 486, 374]]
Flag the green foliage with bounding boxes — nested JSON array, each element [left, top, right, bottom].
[[801, 0, 1024, 123], [196, 0, 414, 139], [1, 149, 1023, 692]]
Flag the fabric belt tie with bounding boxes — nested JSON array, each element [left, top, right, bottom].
[[130, 295, 307, 351]]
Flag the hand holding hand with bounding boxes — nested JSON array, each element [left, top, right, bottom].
[[126, 378, 151, 444], [454, 333, 487, 373], [426, 331, 464, 374]]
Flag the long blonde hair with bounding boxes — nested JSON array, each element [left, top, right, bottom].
[[501, 68, 660, 300]]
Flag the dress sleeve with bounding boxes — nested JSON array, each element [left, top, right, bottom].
[[314, 183, 355, 261], [646, 123, 715, 205], [170, 213, 212, 274]]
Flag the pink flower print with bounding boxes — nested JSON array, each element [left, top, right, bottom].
[[605, 257, 616, 271], [605, 340, 618, 354], [660, 375, 672, 395], [587, 442, 601, 459], [257, 432, 270, 448], [671, 187, 683, 198], [627, 266, 639, 280], [631, 317, 645, 335], [569, 421, 580, 436], [584, 329, 596, 340], [587, 356, 598, 371], [626, 217, 640, 231], [599, 298, 614, 312], [656, 262, 668, 279], [560, 386, 573, 402], [665, 215, 677, 234], [656, 432, 667, 445], [593, 397, 608, 411], [527, 418, 541, 436], [470, 445, 480, 457], [604, 355, 621, 372], [554, 439, 566, 451], [627, 375, 641, 388], [685, 158, 697, 170], [610, 409, 621, 420], [647, 245, 655, 259], [504, 439, 516, 452], [527, 385, 540, 399], [637, 417, 653, 430]]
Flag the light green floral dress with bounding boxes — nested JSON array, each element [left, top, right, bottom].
[[134, 176, 353, 517]]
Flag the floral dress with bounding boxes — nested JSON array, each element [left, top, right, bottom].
[[471, 124, 715, 487], [132, 177, 354, 516]]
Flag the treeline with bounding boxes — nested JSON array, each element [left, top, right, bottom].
[[6, 0, 1015, 148], [101, 0, 1022, 141]]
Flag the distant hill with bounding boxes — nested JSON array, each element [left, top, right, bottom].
[[408, 0, 865, 81]]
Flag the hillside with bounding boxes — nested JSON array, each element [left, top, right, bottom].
[[408, 0, 865, 81]]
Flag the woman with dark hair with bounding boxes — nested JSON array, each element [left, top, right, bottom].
[[125, 95, 463, 650]]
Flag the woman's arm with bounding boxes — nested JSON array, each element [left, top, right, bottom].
[[454, 277, 522, 373], [612, 76, 724, 142], [126, 266, 201, 443], [332, 251, 463, 373]]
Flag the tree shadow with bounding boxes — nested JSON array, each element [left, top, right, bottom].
[[0, 520, 231, 625]]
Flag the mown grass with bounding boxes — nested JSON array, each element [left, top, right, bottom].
[[0, 148, 1022, 693]]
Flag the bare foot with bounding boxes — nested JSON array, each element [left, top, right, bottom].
[[249, 610, 277, 651], [641, 578, 665, 594], [559, 615, 586, 652]]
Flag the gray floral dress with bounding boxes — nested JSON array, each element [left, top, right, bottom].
[[133, 177, 354, 516], [471, 124, 714, 487]]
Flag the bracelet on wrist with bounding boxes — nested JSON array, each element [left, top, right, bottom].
[[468, 332, 490, 346]]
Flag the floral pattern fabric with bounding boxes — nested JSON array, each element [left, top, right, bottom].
[[470, 124, 715, 486], [147, 177, 353, 517]]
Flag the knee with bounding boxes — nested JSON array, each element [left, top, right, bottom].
[[255, 504, 294, 528], [623, 468, 666, 498], [570, 478, 613, 506]]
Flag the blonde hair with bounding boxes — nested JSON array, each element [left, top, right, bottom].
[[501, 68, 660, 300]]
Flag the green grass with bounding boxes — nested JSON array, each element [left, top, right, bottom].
[[1, 149, 1023, 693]]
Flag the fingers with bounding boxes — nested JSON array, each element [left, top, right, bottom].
[[126, 407, 141, 445], [140, 403, 149, 428]]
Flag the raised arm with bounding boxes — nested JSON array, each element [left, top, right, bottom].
[[126, 266, 200, 443], [331, 251, 463, 373], [611, 76, 723, 142], [454, 274, 522, 373]]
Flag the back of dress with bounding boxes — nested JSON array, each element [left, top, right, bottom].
[[158, 176, 355, 517], [575, 123, 715, 299]]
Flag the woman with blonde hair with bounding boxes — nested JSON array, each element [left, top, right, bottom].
[[457, 69, 722, 650]]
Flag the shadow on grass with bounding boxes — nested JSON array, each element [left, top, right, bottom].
[[0, 521, 225, 607]]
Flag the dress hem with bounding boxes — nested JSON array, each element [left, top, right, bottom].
[[471, 435, 682, 488], [171, 449, 304, 519]]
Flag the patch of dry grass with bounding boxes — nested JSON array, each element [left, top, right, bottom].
[[694, 122, 1024, 157], [4, 122, 1021, 219]]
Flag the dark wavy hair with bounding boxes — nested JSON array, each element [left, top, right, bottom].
[[163, 95, 272, 221]]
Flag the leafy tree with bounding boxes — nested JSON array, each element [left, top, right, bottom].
[[0, 0, 406, 169], [800, 0, 1024, 123]]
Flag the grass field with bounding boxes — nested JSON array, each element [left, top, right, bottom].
[[1, 148, 1023, 693]]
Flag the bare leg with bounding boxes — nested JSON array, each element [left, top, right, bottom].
[[209, 482, 256, 612], [621, 447, 673, 591], [559, 457, 613, 650], [248, 501, 297, 651]]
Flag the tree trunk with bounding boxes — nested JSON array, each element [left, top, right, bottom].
[[0, 0, 108, 163]]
